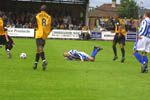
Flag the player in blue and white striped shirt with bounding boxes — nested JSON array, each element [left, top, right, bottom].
[[133, 11, 150, 73], [63, 46, 103, 61]]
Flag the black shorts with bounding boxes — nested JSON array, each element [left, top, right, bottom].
[[0, 35, 6, 44], [36, 38, 45, 47], [0, 35, 13, 45], [113, 34, 125, 45]]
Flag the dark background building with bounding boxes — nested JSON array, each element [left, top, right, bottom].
[[0, 0, 89, 28]]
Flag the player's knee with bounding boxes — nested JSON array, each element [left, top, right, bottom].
[[142, 52, 147, 56], [89, 57, 95, 61], [132, 50, 137, 54], [37, 50, 43, 53], [91, 58, 95, 61], [37, 46, 43, 52], [120, 44, 124, 48], [112, 43, 116, 46], [6, 43, 13, 50]]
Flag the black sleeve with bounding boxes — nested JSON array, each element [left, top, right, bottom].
[[3, 16, 8, 31]]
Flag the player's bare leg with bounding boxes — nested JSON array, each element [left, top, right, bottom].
[[88, 57, 95, 61]]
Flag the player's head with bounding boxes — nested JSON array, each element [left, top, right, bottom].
[[63, 52, 70, 57], [40, 5, 47, 12], [0, 11, 4, 18], [144, 11, 150, 18]]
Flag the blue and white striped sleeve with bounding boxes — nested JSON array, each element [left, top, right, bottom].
[[138, 20, 147, 36], [78, 53, 84, 61]]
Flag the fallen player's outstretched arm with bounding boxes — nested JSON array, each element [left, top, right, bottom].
[[78, 53, 84, 62]]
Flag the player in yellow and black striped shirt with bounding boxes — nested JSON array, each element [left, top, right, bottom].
[[0, 11, 14, 58], [32, 5, 51, 70], [112, 16, 127, 63]]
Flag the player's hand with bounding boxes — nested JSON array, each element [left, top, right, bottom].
[[118, 34, 121, 38], [137, 35, 142, 39]]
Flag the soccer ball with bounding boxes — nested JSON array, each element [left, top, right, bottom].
[[20, 53, 27, 59]]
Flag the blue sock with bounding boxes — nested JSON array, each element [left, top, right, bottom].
[[143, 56, 148, 63], [133, 52, 144, 64], [93, 47, 96, 52], [91, 49, 99, 58], [143, 56, 148, 70]]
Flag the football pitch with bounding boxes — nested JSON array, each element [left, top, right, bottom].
[[0, 38, 150, 100]]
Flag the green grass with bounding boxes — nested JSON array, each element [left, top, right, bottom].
[[0, 38, 150, 100]]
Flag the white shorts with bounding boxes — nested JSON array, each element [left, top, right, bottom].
[[79, 51, 90, 58], [134, 36, 150, 53]]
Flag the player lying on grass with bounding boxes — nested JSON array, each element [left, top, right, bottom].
[[63, 46, 103, 61]]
